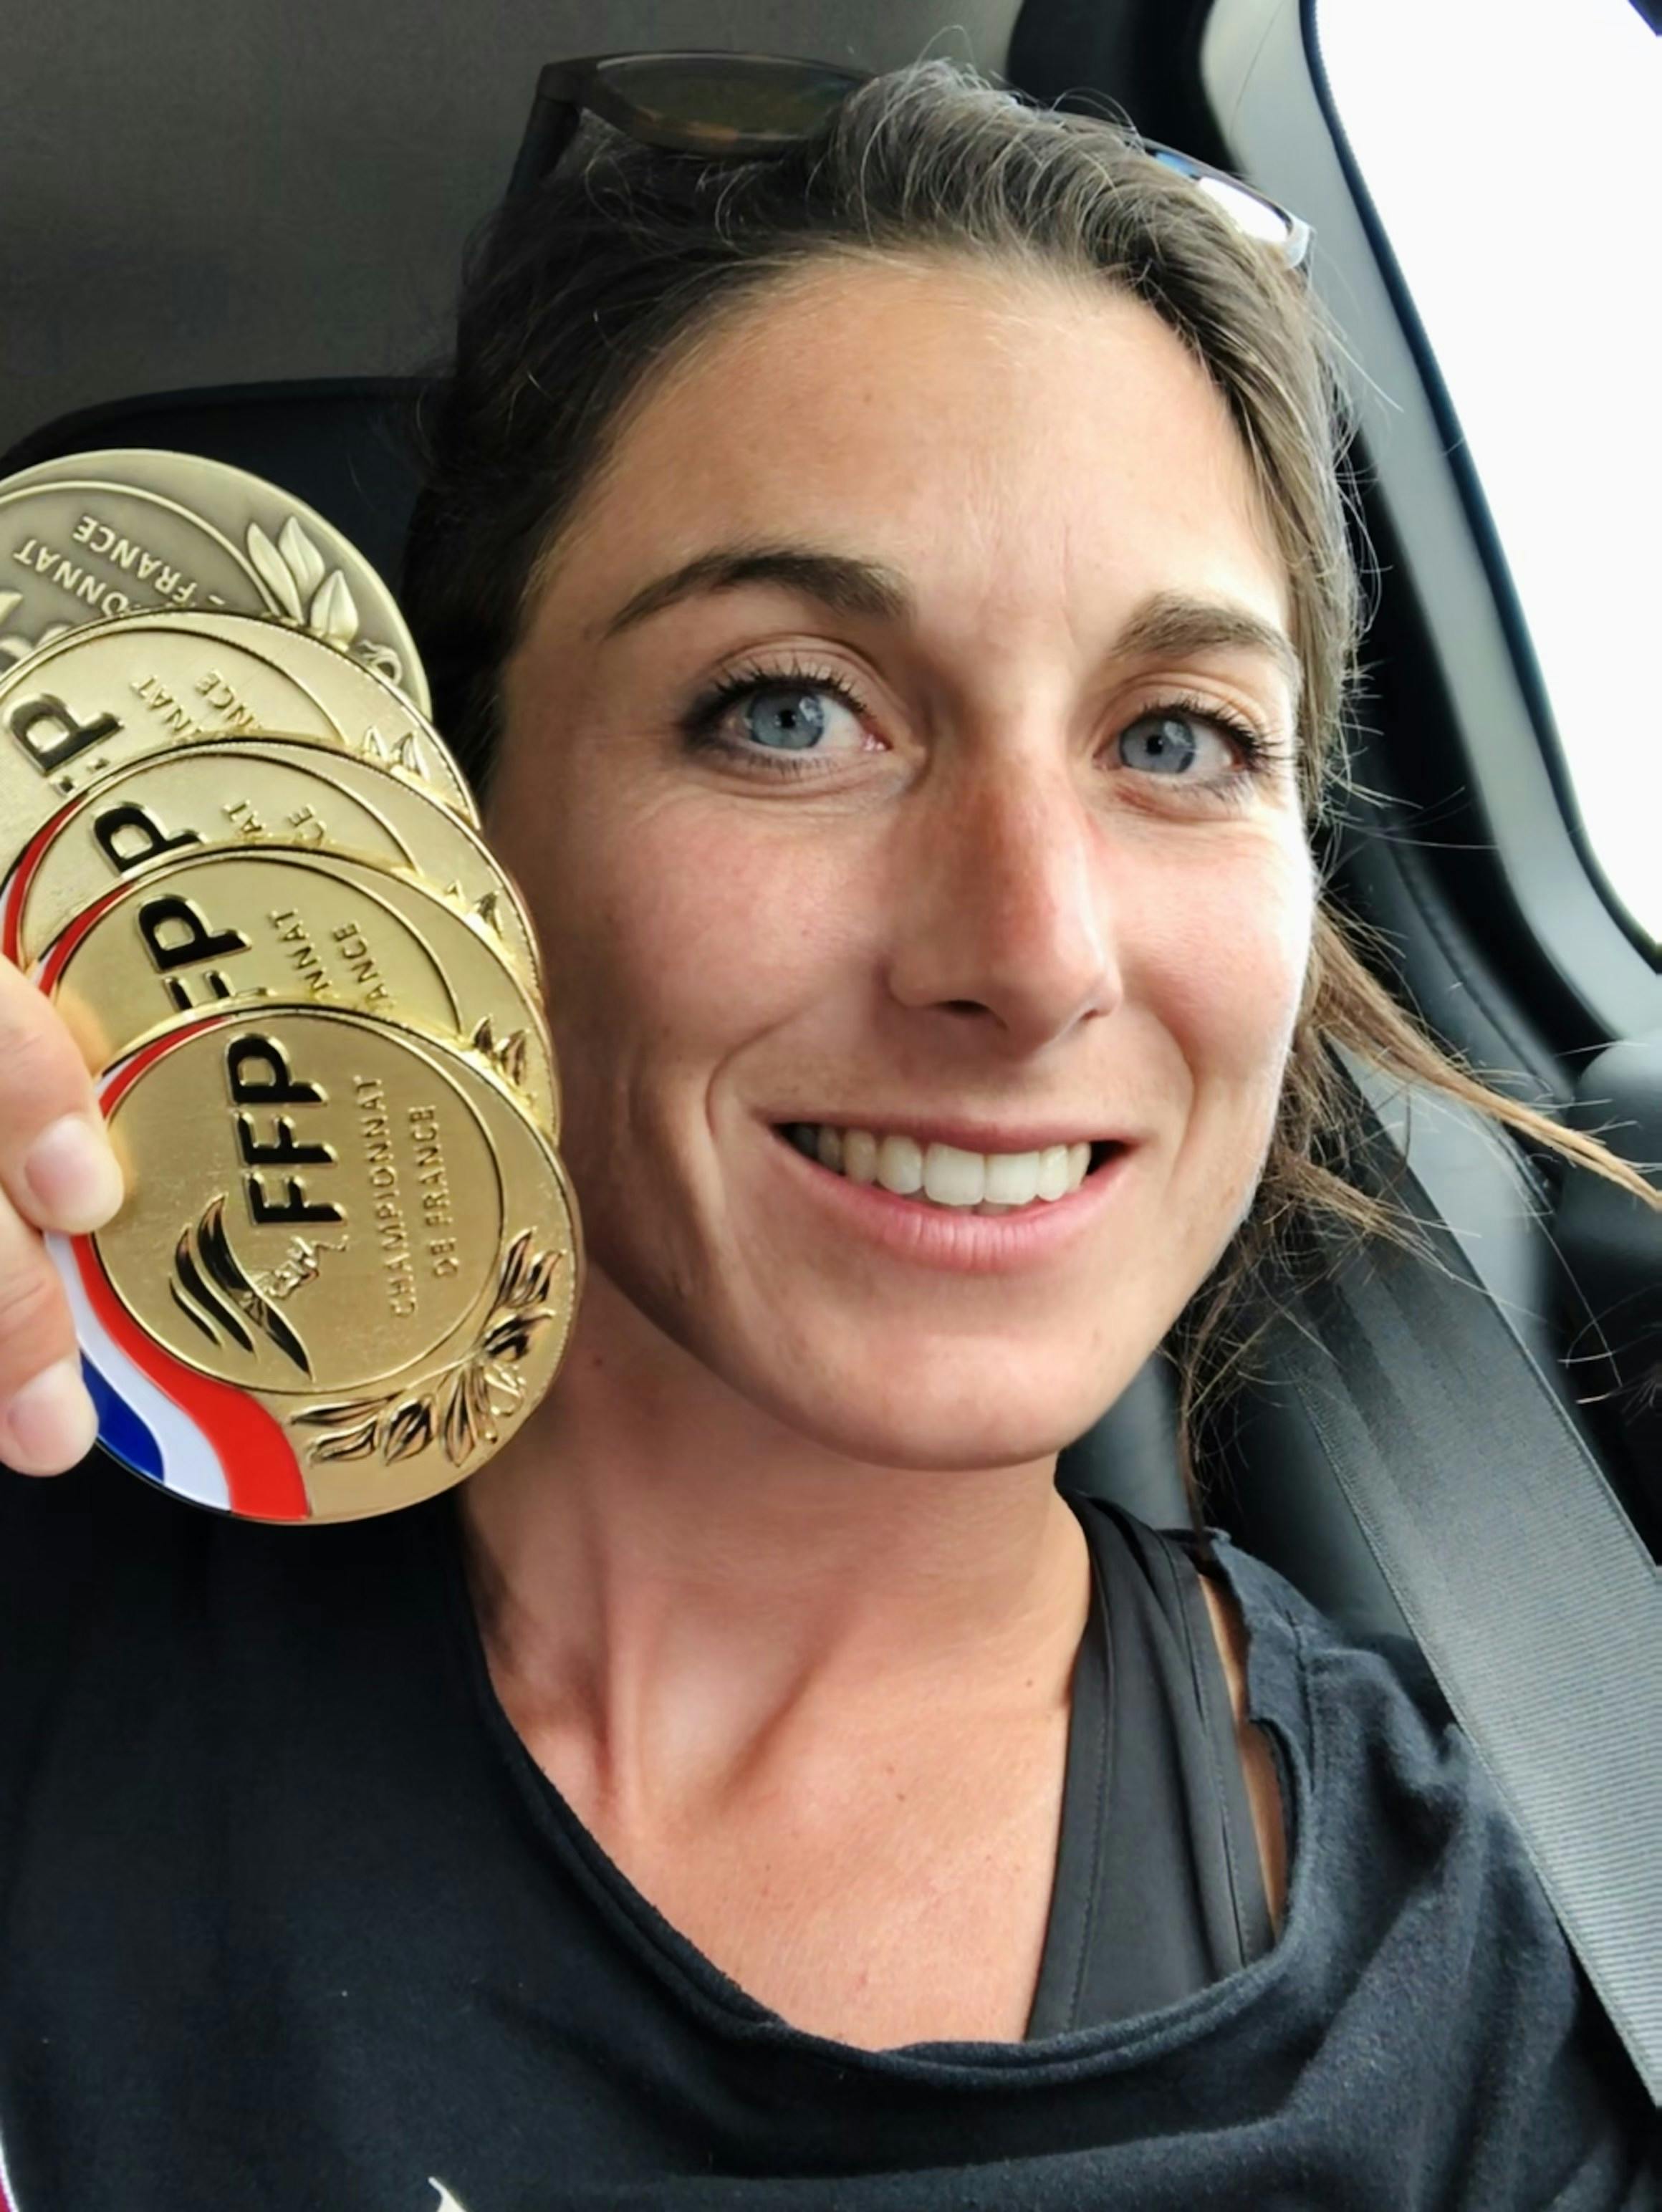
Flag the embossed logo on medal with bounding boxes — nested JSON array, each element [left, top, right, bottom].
[[47, 1006, 580, 1523]]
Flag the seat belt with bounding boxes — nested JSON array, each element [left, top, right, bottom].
[[1264, 1090, 1662, 2102]]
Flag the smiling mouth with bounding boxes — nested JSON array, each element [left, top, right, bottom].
[[774, 1124, 1122, 1215]]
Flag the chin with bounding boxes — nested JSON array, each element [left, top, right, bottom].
[[738, 1328, 1135, 1476]]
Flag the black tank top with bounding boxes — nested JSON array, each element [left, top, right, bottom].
[[1024, 1496, 1274, 2036], [4, 1466, 1651, 2207]]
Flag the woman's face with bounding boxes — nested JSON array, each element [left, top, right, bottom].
[[491, 254, 1314, 1471]]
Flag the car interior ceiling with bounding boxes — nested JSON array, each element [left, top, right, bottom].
[[5, 0, 1661, 2091]]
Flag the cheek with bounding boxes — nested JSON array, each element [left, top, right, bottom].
[[499, 783, 842, 1170], [1128, 827, 1314, 1161], [1171, 852, 1310, 1059]]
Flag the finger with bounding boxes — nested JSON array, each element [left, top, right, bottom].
[[0, 958, 123, 1234], [0, 1185, 97, 1475]]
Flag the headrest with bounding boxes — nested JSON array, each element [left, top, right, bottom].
[[1, 379, 432, 599]]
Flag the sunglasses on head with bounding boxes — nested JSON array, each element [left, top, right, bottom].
[[507, 49, 1312, 271]]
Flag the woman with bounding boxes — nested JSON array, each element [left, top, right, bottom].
[[0, 57, 1656, 2210]]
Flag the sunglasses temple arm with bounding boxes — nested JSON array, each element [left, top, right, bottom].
[[506, 80, 583, 202]]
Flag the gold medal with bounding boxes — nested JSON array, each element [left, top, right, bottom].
[[32, 845, 559, 1134], [0, 448, 428, 711], [138, 607, 464, 807], [0, 607, 476, 838], [48, 1002, 581, 1522], [2, 734, 542, 999]]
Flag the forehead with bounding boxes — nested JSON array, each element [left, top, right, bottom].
[[552, 253, 1289, 645]]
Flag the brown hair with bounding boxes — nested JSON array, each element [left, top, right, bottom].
[[403, 58, 1659, 1512]]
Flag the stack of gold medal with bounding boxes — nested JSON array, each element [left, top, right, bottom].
[[0, 449, 580, 1521]]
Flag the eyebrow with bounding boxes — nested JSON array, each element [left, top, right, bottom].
[[598, 545, 911, 638], [597, 542, 1301, 703], [1112, 589, 1302, 705]]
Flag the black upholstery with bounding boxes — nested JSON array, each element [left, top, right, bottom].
[[0, 381, 428, 600]]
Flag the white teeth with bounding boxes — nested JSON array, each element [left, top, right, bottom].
[[842, 1128, 879, 1185], [984, 1149, 1040, 1206], [1036, 1145, 1070, 1201], [925, 1141, 986, 1212], [875, 1133, 923, 1195], [788, 1123, 1100, 1208], [923, 1143, 985, 1206]]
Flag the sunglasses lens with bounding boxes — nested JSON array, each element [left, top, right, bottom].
[[1193, 175, 1292, 250], [598, 54, 867, 148], [1145, 147, 1300, 260]]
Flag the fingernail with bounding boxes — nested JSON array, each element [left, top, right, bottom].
[[3, 1359, 98, 1474], [23, 1115, 124, 1232]]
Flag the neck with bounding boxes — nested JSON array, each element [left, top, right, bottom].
[[460, 1266, 1090, 1817]]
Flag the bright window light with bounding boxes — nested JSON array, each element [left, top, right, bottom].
[[1315, 0, 1661, 946]]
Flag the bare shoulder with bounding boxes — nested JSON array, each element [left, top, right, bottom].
[[1198, 1568, 1289, 1934]]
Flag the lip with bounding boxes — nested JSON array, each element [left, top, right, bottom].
[[764, 1122, 1134, 1275]]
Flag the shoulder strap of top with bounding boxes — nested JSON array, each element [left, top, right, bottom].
[[1024, 1499, 1273, 2036]]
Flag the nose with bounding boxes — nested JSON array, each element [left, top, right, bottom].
[[885, 746, 1123, 1052]]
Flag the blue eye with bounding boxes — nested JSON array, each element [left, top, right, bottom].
[[1124, 716, 1212, 778], [738, 684, 831, 751], [1120, 708, 1257, 787], [679, 660, 873, 771]]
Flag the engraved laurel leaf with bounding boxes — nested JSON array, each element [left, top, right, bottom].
[[496, 1231, 561, 1312], [384, 1397, 435, 1462], [0, 590, 21, 624], [481, 1359, 526, 1405], [277, 515, 327, 600], [468, 1018, 532, 1099], [496, 1229, 537, 1308], [312, 1418, 380, 1462], [293, 1236, 563, 1473], [481, 1312, 551, 1363], [310, 570, 360, 649], [294, 1397, 390, 1429], [357, 640, 406, 687], [467, 1361, 500, 1447], [246, 522, 305, 620], [442, 1369, 478, 1464]]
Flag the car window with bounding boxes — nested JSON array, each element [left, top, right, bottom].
[[1314, 0, 1661, 948]]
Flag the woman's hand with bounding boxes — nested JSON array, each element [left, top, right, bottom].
[[0, 954, 122, 1473]]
